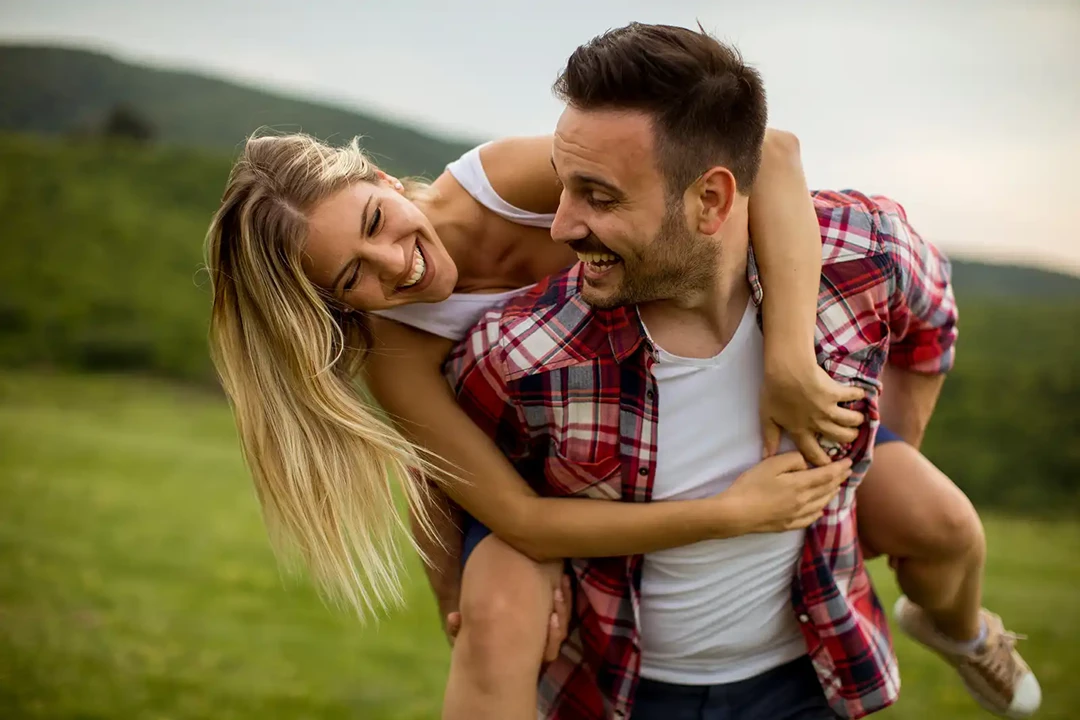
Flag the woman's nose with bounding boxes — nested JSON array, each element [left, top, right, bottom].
[[361, 243, 408, 285]]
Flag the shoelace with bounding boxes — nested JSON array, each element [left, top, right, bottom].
[[974, 630, 1028, 683]]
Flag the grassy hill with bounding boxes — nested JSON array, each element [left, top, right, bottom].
[[1, 370, 1075, 719], [0, 44, 477, 178]]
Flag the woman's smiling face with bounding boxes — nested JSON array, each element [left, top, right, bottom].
[[302, 179, 458, 311]]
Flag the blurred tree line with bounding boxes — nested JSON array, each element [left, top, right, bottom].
[[0, 132, 1077, 515]]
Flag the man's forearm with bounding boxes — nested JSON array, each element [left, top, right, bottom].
[[878, 364, 947, 449]]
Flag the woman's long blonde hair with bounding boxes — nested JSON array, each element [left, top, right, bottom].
[[205, 132, 437, 619]]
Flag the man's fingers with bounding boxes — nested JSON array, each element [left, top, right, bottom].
[[446, 611, 462, 647], [543, 612, 562, 662], [793, 431, 831, 467], [543, 574, 573, 662]]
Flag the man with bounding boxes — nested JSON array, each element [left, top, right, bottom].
[[441, 23, 1038, 720]]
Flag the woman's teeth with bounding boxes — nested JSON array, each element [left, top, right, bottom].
[[400, 246, 426, 289], [576, 251, 621, 267]]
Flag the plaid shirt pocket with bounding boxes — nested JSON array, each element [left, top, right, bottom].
[[544, 452, 623, 500]]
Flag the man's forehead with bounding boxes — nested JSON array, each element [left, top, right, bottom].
[[553, 107, 655, 175]]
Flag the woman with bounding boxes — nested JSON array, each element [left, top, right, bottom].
[[205, 131, 1022, 719]]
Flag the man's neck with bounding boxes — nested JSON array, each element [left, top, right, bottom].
[[638, 229, 751, 360]]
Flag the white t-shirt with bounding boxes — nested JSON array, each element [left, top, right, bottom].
[[637, 302, 806, 685]]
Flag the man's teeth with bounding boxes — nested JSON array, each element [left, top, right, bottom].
[[400, 246, 426, 289], [576, 251, 621, 265]]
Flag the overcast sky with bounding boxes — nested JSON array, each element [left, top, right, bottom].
[[3, 0, 1078, 272]]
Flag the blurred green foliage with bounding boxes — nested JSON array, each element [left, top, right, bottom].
[[0, 133, 226, 381], [1, 132, 1078, 514]]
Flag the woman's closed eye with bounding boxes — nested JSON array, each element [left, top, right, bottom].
[[345, 260, 362, 292], [343, 207, 383, 293]]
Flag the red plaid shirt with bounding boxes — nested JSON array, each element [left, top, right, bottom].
[[445, 191, 957, 720]]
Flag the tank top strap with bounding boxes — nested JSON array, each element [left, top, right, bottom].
[[445, 144, 555, 229]]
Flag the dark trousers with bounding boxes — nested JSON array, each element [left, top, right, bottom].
[[630, 656, 839, 720]]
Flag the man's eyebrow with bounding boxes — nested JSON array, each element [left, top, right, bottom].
[[551, 156, 624, 198], [573, 172, 624, 198]]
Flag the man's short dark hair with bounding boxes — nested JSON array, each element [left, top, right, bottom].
[[553, 22, 767, 195]]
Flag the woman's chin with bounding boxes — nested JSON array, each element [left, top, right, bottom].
[[426, 277, 456, 304]]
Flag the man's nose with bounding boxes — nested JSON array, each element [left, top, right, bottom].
[[550, 193, 589, 245]]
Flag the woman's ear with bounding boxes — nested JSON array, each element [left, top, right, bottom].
[[376, 170, 405, 194]]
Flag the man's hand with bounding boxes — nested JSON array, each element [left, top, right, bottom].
[[445, 561, 573, 664], [761, 356, 865, 466], [720, 452, 852, 534], [539, 563, 573, 663]]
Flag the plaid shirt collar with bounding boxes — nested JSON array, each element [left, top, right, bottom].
[[508, 249, 766, 375]]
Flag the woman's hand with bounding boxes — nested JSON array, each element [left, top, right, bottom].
[[721, 452, 853, 534], [761, 354, 865, 466]]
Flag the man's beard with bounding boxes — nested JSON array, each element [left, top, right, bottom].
[[583, 203, 716, 309]]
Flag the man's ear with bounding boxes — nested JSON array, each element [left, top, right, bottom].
[[690, 166, 737, 235]]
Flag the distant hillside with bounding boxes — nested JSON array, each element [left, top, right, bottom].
[[0, 44, 477, 178], [950, 259, 1080, 299]]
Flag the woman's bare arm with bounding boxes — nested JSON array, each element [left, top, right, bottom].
[[751, 130, 866, 465], [479, 135, 561, 213], [363, 317, 844, 562]]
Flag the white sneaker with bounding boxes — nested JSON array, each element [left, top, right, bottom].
[[894, 596, 1041, 718]]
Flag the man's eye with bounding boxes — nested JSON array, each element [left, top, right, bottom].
[[588, 195, 616, 208]]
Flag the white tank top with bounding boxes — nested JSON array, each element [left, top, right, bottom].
[[372, 144, 549, 340]]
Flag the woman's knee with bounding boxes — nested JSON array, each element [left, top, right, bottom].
[[933, 492, 985, 559], [457, 536, 553, 661], [859, 443, 986, 560]]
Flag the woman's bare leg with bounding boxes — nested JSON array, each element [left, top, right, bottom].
[[857, 441, 985, 641], [442, 535, 554, 720]]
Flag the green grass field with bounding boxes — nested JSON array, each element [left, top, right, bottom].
[[0, 371, 1075, 720]]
